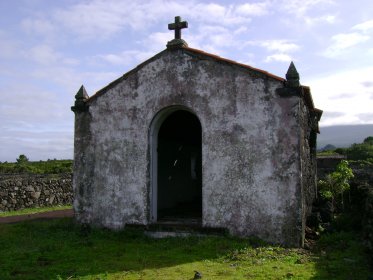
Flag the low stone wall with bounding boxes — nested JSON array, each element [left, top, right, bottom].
[[316, 155, 347, 178], [0, 173, 73, 212]]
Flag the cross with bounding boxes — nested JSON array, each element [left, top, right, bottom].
[[168, 16, 188, 40]]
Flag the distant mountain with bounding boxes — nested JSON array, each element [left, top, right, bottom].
[[317, 124, 373, 149]]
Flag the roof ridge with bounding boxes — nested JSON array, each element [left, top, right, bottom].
[[182, 46, 285, 82]]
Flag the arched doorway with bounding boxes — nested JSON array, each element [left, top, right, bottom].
[[150, 108, 202, 223]]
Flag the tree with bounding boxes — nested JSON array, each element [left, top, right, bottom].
[[363, 136, 373, 145], [16, 154, 29, 164], [318, 160, 354, 212], [347, 143, 373, 161]]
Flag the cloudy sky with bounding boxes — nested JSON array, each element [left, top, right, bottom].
[[1, 0, 373, 161]]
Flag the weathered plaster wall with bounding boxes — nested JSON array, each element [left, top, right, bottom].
[[298, 98, 318, 246], [0, 174, 72, 211], [73, 48, 307, 245]]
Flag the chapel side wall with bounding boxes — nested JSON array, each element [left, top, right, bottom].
[[266, 95, 303, 246], [299, 98, 318, 243], [72, 110, 96, 224]]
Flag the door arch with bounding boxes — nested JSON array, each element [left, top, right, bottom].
[[149, 106, 202, 222]]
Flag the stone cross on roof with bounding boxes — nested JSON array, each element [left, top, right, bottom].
[[168, 16, 188, 40], [167, 16, 188, 49]]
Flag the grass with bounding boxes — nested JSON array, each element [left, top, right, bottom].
[[0, 205, 72, 217], [0, 217, 371, 280]]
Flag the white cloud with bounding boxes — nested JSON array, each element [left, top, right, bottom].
[[27, 44, 61, 65], [0, 31, 19, 59], [246, 39, 299, 63], [200, 26, 235, 48], [23, 44, 79, 66], [21, 18, 56, 36], [279, 0, 336, 27], [304, 14, 336, 26], [97, 50, 155, 66], [44, 0, 270, 40], [29, 65, 119, 95], [323, 32, 370, 57], [234, 26, 248, 35], [0, 86, 72, 162], [146, 32, 173, 51], [257, 40, 300, 53], [352, 19, 373, 33], [235, 2, 269, 16], [190, 1, 270, 25], [54, 0, 130, 39], [306, 67, 373, 126], [0, 84, 66, 127], [197, 3, 226, 18], [280, 0, 335, 15], [356, 113, 373, 122], [265, 53, 292, 63], [361, 81, 373, 88], [0, 130, 73, 162]]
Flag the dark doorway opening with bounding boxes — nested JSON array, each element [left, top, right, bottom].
[[157, 110, 202, 221]]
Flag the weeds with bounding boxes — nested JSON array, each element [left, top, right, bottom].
[[0, 218, 370, 279]]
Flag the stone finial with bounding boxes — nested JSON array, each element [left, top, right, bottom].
[[286, 61, 300, 88], [167, 16, 188, 49], [71, 85, 89, 113]]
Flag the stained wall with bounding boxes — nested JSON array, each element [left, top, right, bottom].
[[73, 48, 317, 246]]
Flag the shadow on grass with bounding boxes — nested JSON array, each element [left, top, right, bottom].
[[310, 231, 372, 280], [0, 218, 253, 280], [0, 218, 371, 280]]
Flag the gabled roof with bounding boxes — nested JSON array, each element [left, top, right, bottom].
[[86, 46, 285, 104], [182, 46, 285, 82], [85, 46, 322, 123]]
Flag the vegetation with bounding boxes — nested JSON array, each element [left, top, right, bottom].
[[0, 218, 370, 280], [0, 137, 371, 279], [316, 137, 373, 268], [0, 155, 72, 174], [321, 136, 373, 163], [318, 136, 373, 163], [318, 160, 354, 212], [0, 205, 72, 217], [316, 150, 341, 157]]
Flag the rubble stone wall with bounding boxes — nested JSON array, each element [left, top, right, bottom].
[[0, 173, 73, 212]]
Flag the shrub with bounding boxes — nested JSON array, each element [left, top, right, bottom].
[[318, 160, 354, 212]]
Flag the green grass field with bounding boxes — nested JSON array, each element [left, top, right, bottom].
[[0, 214, 370, 280]]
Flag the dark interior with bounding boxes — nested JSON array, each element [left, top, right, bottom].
[[157, 110, 202, 220]]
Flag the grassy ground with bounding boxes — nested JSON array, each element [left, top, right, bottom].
[[0, 216, 371, 280], [0, 205, 72, 217]]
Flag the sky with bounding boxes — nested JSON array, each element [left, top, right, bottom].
[[1, 0, 373, 161]]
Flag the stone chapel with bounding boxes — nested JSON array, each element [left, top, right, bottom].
[[71, 17, 322, 246]]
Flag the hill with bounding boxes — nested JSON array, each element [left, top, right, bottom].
[[317, 124, 373, 149]]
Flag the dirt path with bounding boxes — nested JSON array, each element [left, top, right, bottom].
[[0, 209, 74, 224]]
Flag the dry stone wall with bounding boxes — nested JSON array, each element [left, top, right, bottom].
[[0, 173, 72, 212]]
